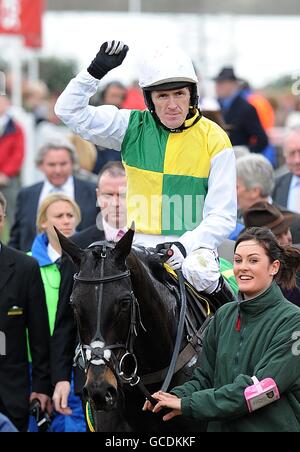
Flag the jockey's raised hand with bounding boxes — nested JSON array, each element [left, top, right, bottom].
[[87, 40, 129, 80]]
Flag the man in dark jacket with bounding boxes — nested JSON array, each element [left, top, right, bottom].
[[214, 67, 268, 154], [0, 192, 51, 431], [273, 128, 300, 215], [9, 139, 97, 252]]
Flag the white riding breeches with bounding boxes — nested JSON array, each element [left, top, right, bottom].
[[182, 248, 220, 293]]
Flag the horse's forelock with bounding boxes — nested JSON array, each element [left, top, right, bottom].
[[91, 247, 105, 259]]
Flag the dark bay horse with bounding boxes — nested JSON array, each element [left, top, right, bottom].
[[57, 227, 223, 432]]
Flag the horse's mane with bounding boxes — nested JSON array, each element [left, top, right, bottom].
[[126, 246, 178, 323], [129, 245, 173, 285]]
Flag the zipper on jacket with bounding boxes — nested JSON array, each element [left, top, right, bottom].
[[236, 313, 241, 332], [234, 328, 246, 375], [234, 307, 246, 375]]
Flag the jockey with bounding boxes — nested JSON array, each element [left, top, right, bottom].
[[55, 40, 237, 298]]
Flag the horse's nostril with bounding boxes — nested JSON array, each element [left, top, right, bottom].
[[105, 387, 117, 408], [82, 386, 89, 402], [85, 382, 118, 412]]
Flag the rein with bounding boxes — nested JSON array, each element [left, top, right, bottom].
[[160, 269, 186, 392]]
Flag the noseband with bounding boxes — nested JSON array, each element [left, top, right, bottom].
[[72, 241, 144, 386]]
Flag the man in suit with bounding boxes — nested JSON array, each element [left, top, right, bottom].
[[214, 67, 268, 154], [273, 128, 300, 214], [9, 139, 97, 252], [51, 162, 127, 417], [0, 192, 51, 431], [237, 153, 300, 243]]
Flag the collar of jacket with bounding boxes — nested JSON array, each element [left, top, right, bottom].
[[31, 233, 53, 267], [0, 118, 16, 138], [218, 89, 241, 112], [237, 282, 283, 317]]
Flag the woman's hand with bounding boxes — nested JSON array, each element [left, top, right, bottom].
[[142, 391, 182, 421]]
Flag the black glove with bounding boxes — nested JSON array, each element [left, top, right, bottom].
[[156, 242, 186, 256], [155, 242, 187, 270], [87, 40, 129, 80]]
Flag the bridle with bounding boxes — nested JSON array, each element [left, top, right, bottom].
[[72, 241, 145, 387], [71, 240, 207, 409]]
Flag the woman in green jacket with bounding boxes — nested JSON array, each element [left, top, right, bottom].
[[144, 227, 300, 432]]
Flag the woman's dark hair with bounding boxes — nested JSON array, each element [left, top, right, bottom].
[[235, 227, 300, 289]]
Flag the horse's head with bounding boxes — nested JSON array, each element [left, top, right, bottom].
[[56, 226, 140, 415]]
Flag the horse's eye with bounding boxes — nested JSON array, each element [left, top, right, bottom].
[[119, 299, 131, 312]]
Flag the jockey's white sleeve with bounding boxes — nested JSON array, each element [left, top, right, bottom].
[[54, 70, 131, 151], [179, 148, 237, 254]]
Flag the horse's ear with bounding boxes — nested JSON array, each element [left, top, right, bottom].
[[113, 223, 135, 261], [54, 226, 83, 268]]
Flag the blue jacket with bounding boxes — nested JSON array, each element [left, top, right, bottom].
[[0, 413, 18, 432]]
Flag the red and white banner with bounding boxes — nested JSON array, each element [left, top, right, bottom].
[[0, 0, 43, 47]]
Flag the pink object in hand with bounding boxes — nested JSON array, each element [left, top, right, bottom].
[[244, 376, 280, 413]]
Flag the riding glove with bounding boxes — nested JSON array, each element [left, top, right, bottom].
[[156, 242, 187, 270], [87, 40, 129, 80]]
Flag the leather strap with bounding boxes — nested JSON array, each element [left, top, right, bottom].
[[141, 316, 212, 386]]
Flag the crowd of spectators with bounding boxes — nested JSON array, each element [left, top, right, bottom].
[[1, 60, 300, 432]]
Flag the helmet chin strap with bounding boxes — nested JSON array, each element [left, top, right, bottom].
[[143, 84, 201, 133], [152, 107, 202, 133]]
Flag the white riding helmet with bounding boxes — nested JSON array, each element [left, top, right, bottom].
[[138, 45, 199, 116], [138, 44, 198, 90]]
